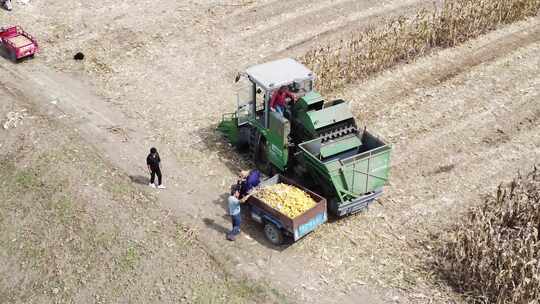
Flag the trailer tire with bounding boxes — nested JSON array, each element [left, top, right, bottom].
[[263, 222, 283, 245]]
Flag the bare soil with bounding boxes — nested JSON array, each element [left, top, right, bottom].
[[1, 1, 539, 303], [0, 84, 281, 303]]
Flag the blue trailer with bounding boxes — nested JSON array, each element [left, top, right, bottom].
[[246, 175, 328, 245]]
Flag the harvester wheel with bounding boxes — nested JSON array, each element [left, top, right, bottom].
[[264, 222, 283, 245], [255, 138, 273, 175]]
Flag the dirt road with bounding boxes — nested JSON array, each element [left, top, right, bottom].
[[1, 1, 539, 303]]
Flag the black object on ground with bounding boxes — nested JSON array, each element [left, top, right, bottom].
[[73, 52, 84, 60]]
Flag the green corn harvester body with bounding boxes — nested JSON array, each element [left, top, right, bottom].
[[218, 58, 391, 216]]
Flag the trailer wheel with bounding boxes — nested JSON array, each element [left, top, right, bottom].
[[264, 222, 283, 245]]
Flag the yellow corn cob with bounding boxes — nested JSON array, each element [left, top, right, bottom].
[[254, 183, 316, 218]]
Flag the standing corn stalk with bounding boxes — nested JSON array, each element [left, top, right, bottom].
[[437, 167, 540, 304], [300, 0, 540, 95]]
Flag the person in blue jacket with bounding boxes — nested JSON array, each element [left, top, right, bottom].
[[238, 169, 261, 199], [227, 186, 242, 241]]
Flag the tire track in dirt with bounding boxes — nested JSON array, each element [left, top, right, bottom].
[[220, 0, 355, 30], [216, 0, 434, 64], [391, 89, 540, 196], [223, 0, 429, 62], [273, 1, 435, 58]]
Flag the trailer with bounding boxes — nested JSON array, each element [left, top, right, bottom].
[[246, 175, 327, 245], [0, 26, 38, 62]]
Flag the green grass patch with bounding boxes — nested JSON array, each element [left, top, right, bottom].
[[117, 244, 141, 272]]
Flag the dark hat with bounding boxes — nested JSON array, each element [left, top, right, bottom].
[[230, 184, 240, 195], [150, 147, 157, 153]]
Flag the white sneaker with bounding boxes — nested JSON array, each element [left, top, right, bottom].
[[157, 184, 166, 189], [149, 183, 156, 188]]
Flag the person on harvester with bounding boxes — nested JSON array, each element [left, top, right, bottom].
[[269, 86, 297, 115]]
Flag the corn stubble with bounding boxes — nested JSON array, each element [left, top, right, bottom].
[[301, 0, 540, 95], [438, 167, 540, 304]]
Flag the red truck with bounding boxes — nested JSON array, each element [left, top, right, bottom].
[[0, 26, 38, 62]]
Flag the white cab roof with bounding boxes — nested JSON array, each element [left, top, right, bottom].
[[245, 58, 314, 91]]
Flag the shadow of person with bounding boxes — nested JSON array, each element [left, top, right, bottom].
[[129, 175, 149, 185], [203, 217, 230, 235]]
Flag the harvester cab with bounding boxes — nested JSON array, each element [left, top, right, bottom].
[[218, 58, 392, 216], [236, 58, 314, 128], [220, 58, 316, 170]]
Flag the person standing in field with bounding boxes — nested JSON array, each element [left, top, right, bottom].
[[147, 147, 165, 189], [227, 186, 242, 241]]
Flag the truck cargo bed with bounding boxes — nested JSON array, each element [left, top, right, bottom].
[[7, 35, 32, 48]]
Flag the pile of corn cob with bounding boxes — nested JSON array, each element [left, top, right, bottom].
[[254, 183, 316, 218]]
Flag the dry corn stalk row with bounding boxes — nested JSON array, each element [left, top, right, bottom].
[[437, 167, 540, 304], [301, 0, 540, 95]]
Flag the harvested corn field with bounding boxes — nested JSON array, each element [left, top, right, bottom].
[[0, 90, 280, 304], [1, 0, 540, 303], [436, 168, 540, 304]]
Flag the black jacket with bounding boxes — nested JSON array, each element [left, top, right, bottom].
[[146, 153, 161, 171]]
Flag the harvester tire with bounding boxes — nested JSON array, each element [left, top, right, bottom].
[[255, 138, 272, 175], [264, 222, 283, 245]]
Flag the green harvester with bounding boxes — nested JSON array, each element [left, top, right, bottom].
[[218, 58, 391, 216]]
